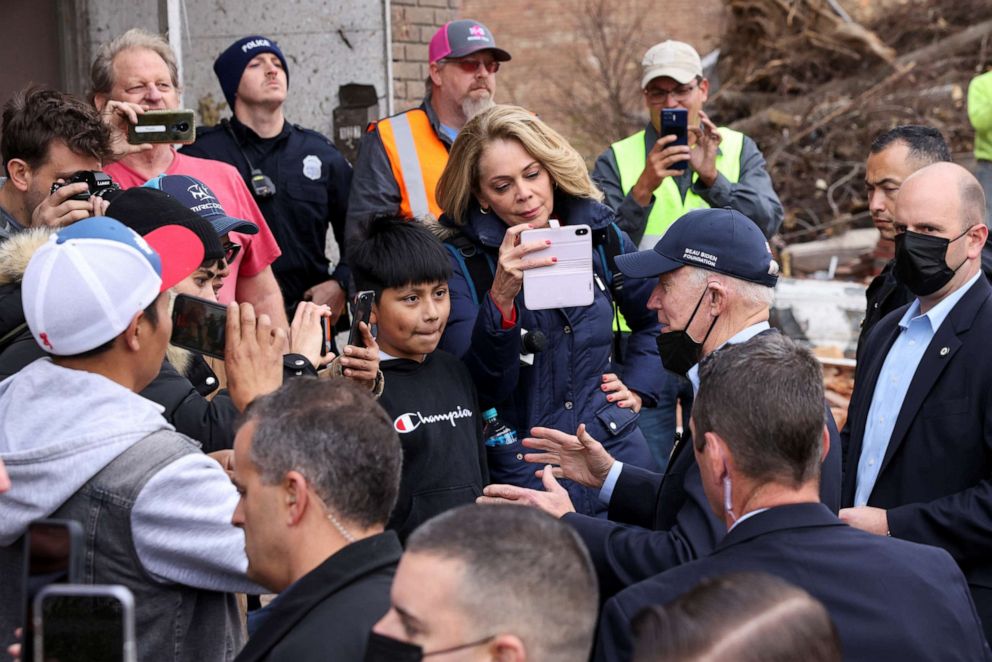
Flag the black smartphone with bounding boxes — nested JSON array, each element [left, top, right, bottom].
[[347, 290, 375, 348], [661, 108, 689, 172], [21, 519, 84, 662], [171, 294, 227, 360], [127, 109, 196, 145], [35, 584, 137, 662]]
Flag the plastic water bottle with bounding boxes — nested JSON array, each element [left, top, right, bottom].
[[482, 408, 518, 447]]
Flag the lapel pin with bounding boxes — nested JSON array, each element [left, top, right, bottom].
[[939, 347, 950, 356]]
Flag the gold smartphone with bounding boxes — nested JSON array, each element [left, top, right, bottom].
[[127, 109, 196, 144]]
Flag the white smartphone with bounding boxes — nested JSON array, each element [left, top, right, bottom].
[[521, 224, 594, 310], [34, 584, 137, 662]]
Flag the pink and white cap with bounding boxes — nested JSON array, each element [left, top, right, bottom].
[[429, 19, 511, 64], [22, 216, 203, 356]]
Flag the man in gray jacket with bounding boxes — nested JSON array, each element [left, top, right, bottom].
[[0, 216, 279, 660]]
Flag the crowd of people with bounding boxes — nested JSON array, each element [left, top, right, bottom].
[[0, 15, 991, 662]]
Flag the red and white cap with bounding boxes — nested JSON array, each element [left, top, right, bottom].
[[22, 216, 203, 356]]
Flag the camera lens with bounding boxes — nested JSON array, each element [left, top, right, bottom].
[[176, 122, 190, 133], [576, 228, 589, 236]]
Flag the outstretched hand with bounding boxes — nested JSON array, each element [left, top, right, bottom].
[[522, 424, 615, 489], [477, 465, 576, 518]]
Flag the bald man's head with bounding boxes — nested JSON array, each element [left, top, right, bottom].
[[899, 162, 987, 232]]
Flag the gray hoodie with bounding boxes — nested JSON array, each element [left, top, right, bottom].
[[0, 358, 259, 592]]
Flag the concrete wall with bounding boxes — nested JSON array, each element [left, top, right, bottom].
[[83, 0, 389, 136]]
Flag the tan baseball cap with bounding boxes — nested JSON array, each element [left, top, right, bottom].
[[641, 40, 703, 88]]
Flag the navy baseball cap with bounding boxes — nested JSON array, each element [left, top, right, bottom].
[[143, 175, 259, 236], [429, 19, 511, 64], [615, 208, 779, 287]]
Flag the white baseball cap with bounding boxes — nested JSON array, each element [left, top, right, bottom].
[[22, 216, 203, 356], [641, 40, 703, 88]]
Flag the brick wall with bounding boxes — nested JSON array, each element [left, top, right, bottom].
[[391, 0, 459, 112]]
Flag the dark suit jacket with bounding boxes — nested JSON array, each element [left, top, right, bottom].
[[594, 503, 990, 662], [842, 275, 992, 626], [565, 339, 842, 600], [234, 532, 401, 662], [856, 261, 913, 365]]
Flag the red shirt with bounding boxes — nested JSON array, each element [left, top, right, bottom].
[[105, 151, 281, 303]]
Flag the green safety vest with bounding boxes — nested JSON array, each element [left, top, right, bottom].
[[612, 127, 745, 250], [609, 126, 745, 333]]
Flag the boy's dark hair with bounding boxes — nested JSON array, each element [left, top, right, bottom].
[[1, 85, 111, 173], [349, 216, 452, 300], [869, 125, 951, 165]]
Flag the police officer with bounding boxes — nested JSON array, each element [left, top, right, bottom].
[[184, 36, 352, 314]]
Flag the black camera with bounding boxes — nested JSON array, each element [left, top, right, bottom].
[[50, 171, 121, 202]]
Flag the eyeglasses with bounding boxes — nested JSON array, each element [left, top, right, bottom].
[[222, 242, 242, 263], [443, 58, 500, 74], [644, 83, 698, 102]]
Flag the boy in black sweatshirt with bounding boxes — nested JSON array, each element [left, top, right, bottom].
[[351, 217, 488, 540]]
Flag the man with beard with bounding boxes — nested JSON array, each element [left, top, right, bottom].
[[345, 19, 510, 241]]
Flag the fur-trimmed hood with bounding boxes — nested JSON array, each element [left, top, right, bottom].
[[0, 228, 52, 286]]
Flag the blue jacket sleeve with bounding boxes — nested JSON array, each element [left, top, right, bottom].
[[439, 253, 521, 408], [613, 229, 664, 405]]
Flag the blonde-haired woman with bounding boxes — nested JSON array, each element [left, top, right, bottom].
[[436, 105, 663, 516]]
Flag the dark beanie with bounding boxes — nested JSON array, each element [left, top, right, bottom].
[[213, 36, 290, 111], [106, 188, 225, 263]]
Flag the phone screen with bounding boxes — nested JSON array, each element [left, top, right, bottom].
[[22, 521, 81, 662], [347, 291, 375, 348], [661, 109, 689, 172], [39, 593, 128, 662], [171, 294, 228, 359]]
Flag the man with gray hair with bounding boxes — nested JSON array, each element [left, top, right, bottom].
[[480, 208, 841, 600], [365, 504, 598, 662], [230, 378, 403, 662], [90, 28, 288, 328], [840, 162, 992, 641]]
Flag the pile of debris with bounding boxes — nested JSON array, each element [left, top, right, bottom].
[[710, 0, 992, 250]]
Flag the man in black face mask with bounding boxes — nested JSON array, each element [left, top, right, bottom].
[[479, 207, 842, 600], [839, 161, 992, 643]]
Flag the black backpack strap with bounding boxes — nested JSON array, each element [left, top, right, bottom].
[[443, 233, 495, 308], [593, 223, 628, 363]]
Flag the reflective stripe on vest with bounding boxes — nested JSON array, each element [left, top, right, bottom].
[[612, 127, 745, 250], [376, 109, 448, 221]]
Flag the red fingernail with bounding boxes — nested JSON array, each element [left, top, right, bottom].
[[545, 240, 552, 245], [552, 257, 558, 263]]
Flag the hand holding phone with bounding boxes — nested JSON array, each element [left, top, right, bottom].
[[347, 291, 375, 348], [288, 301, 334, 369], [490, 224, 559, 317]]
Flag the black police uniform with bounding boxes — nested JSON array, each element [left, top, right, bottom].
[[182, 117, 352, 306]]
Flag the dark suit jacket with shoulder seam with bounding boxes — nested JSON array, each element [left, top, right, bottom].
[[233, 532, 401, 662], [841, 275, 992, 631], [594, 503, 991, 662]]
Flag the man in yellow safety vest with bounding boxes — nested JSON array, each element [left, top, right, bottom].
[[592, 40, 783, 250], [345, 19, 511, 246], [592, 40, 783, 472]]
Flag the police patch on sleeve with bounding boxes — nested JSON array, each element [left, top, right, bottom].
[[302, 154, 322, 181]]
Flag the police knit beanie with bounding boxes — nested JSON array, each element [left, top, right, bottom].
[[214, 36, 289, 111]]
